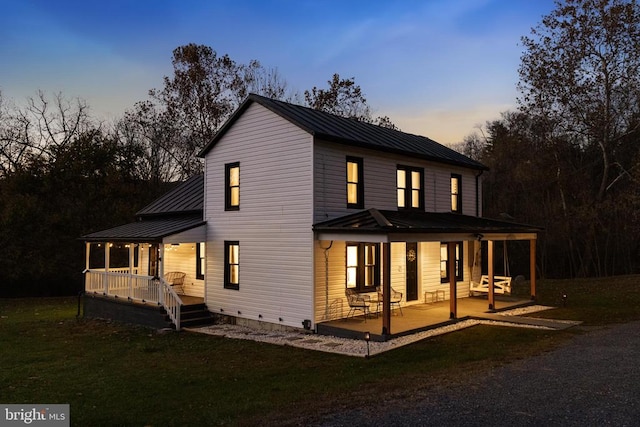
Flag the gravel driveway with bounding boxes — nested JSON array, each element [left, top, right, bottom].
[[315, 321, 640, 426]]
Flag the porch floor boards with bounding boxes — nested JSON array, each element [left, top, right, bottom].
[[317, 296, 534, 340], [179, 295, 204, 305]]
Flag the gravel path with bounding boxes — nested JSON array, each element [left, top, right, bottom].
[[315, 320, 640, 426]]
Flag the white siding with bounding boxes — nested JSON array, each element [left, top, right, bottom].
[[314, 141, 481, 221], [420, 241, 471, 301], [162, 243, 204, 297], [204, 103, 315, 329]]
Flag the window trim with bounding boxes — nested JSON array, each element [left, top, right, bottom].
[[346, 242, 380, 292], [225, 162, 240, 211], [224, 241, 239, 290], [397, 165, 424, 210], [451, 173, 462, 213], [440, 242, 463, 283], [196, 242, 205, 280], [346, 156, 364, 209]]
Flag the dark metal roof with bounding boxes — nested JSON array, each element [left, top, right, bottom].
[[136, 175, 204, 217], [200, 94, 487, 171], [313, 209, 542, 235], [82, 215, 205, 242]]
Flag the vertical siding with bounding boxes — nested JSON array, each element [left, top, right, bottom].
[[204, 103, 315, 329], [314, 141, 481, 221]]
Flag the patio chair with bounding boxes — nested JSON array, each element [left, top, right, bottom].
[[164, 271, 186, 294], [345, 288, 371, 321], [377, 286, 403, 316]]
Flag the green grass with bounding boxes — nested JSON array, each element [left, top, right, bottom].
[[1, 275, 640, 425]]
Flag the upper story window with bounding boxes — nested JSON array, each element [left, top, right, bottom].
[[451, 174, 462, 213], [225, 162, 240, 210], [346, 242, 380, 292], [441, 242, 463, 283], [397, 165, 424, 210], [224, 241, 239, 290], [346, 156, 364, 209]]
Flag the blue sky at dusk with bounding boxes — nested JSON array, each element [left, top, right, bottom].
[[1, 0, 556, 144]]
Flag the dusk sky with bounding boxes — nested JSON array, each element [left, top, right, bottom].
[[1, 0, 556, 145]]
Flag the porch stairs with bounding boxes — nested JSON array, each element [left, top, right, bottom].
[[174, 302, 216, 329]]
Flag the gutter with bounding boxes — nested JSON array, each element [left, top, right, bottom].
[[475, 169, 484, 217]]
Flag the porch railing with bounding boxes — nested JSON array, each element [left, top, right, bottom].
[[84, 269, 182, 330]]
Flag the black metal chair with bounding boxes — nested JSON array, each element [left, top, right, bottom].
[[345, 288, 371, 321], [376, 286, 403, 315]]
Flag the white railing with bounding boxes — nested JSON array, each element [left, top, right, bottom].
[[160, 278, 182, 331], [84, 269, 182, 330]]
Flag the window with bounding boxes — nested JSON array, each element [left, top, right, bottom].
[[451, 174, 462, 213], [196, 242, 205, 280], [225, 162, 240, 210], [440, 242, 463, 282], [397, 166, 424, 210], [224, 241, 239, 289], [346, 156, 364, 209], [346, 243, 380, 291]]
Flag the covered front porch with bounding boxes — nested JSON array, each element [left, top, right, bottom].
[[317, 294, 533, 341], [82, 215, 207, 330], [313, 209, 543, 340]]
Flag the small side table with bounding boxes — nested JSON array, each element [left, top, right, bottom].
[[424, 289, 445, 304]]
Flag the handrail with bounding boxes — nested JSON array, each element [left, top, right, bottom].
[[83, 269, 183, 330], [158, 277, 182, 331]]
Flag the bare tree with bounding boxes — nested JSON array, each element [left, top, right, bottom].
[[519, 0, 640, 202], [0, 91, 93, 177]]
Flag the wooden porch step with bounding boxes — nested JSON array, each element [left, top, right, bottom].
[[172, 303, 216, 328]]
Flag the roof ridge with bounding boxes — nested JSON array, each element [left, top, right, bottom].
[[368, 208, 393, 227]]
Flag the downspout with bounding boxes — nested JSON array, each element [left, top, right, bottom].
[[320, 240, 333, 320], [475, 169, 484, 217]]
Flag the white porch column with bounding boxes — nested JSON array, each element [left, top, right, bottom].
[[85, 242, 90, 271], [488, 240, 495, 310], [158, 244, 165, 306], [84, 242, 90, 293], [128, 243, 134, 297], [104, 243, 111, 295]]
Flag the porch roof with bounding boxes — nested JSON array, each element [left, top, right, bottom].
[[82, 214, 205, 243], [313, 209, 542, 242]]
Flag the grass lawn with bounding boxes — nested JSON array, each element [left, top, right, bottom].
[[1, 275, 640, 425]]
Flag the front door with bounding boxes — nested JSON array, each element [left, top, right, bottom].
[[406, 242, 418, 301]]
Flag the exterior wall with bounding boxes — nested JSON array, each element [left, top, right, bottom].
[[420, 242, 471, 301], [314, 140, 481, 222], [204, 102, 315, 329], [138, 244, 151, 276], [162, 243, 204, 297], [314, 240, 472, 323]]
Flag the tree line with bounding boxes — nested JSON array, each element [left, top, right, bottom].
[[0, 44, 393, 296], [2, 0, 639, 296], [459, 0, 640, 278]]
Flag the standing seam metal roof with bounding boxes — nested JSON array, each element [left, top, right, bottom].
[[136, 174, 204, 217], [313, 209, 542, 234], [200, 94, 487, 171]]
